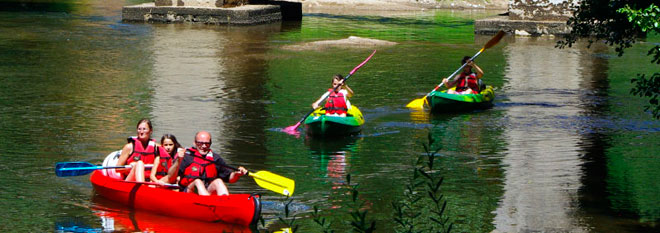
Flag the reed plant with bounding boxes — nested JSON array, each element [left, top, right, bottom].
[[271, 132, 452, 232]]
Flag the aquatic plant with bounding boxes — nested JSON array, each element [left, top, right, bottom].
[[391, 133, 452, 233], [305, 133, 452, 233]]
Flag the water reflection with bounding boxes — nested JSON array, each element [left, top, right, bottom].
[[147, 23, 283, 173], [306, 136, 359, 209], [90, 196, 253, 232], [493, 37, 588, 232]]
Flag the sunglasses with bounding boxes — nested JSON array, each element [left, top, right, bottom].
[[195, 141, 212, 146]]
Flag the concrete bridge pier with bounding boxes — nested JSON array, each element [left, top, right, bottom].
[[475, 0, 579, 36], [122, 0, 301, 25]]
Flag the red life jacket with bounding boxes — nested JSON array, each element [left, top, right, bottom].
[[324, 89, 348, 115], [154, 146, 173, 179], [179, 148, 218, 187], [456, 72, 480, 94], [126, 137, 157, 165]]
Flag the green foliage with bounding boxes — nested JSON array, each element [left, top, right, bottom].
[[345, 174, 377, 233], [558, 1, 660, 119], [311, 206, 334, 233], [307, 133, 452, 233], [617, 4, 660, 33], [631, 73, 660, 118], [391, 133, 452, 233], [276, 196, 299, 233], [310, 174, 376, 233]]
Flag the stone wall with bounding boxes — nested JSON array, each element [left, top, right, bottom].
[[155, 0, 248, 8], [509, 0, 579, 21]]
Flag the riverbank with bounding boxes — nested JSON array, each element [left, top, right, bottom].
[[294, 0, 508, 12]]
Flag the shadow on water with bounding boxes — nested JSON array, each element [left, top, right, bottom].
[[0, 1, 76, 12], [304, 13, 473, 28]]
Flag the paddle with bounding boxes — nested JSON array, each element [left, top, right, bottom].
[[282, 50, 377, 135], [55, 161, 153, 177], [406, 30, 505, 110], [220, 163, 295, 197], [124, 180, 180, 189], [185, 154, 296, 197]]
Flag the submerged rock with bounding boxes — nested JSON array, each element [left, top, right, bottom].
[[283, 36, 397, 50]]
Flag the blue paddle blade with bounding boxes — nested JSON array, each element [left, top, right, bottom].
[[55, 162, 98, 177]]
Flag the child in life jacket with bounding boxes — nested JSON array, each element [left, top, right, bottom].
[[312, 74, 354, 117], [150, 134, 185, 185], [442, 56, 484, 94]]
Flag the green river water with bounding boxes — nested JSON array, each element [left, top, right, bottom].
[[0, 1, 658, 232]]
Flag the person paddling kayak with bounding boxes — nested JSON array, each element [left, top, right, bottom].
[[312, 74, 354, 117], [177, 131, 247, 196], [442, 56, 484, 95]]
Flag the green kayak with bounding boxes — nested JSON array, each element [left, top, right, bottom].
[[304, 106, 364, 137], [428, 85, 495, 113]]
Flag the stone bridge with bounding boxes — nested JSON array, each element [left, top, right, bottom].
[[476, 0, 580, 35]]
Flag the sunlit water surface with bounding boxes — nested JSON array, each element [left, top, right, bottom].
[[0, 1, 658, 232]]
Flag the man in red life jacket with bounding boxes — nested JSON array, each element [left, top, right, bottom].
[[442, 56, 484, 95], [177, 131, 247, 196]]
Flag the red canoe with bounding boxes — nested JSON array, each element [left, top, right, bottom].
[[90, 151, 261, 226]]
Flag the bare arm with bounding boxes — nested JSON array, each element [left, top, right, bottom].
[[470, 61, 484, 79], [312, 91, 331, 109], [166, 148, 185, 184], [342, 82, 354, 98], [149, 156, 161, 182], [443, 77, 458, 88], [228, 166, 248, 183], [116, 143, 133, 166]]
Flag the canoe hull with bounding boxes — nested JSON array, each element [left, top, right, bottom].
[[428, 86, 494, 113], [304, 106, 364, 137], [91, 152, 260, 226]]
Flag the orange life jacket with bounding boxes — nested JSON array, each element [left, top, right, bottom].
[[325, 89, 348, 115]]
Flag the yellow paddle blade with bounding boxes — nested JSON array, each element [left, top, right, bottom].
[[274, 228, 292, 233], [406, 97, 427, 109], [249, 170, 295, 197]]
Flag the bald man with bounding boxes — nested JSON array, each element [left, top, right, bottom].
[[177, 131, 247, 196]]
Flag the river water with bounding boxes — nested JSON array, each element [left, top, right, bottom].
[[0, 1, 658, 232]]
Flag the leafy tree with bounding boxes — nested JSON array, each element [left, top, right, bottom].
[[557, 1, 660, 118]]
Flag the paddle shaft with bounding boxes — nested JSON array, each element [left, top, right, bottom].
[[55, 161, 155, 177], [292, 50, 377, 128], [57, 163, 153, 171]]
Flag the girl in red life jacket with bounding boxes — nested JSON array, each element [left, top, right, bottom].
[[149, 134, 185, 185], [312, 74, 354, 117], [116, 118, 158, 182], [442, 56, 484, 94]]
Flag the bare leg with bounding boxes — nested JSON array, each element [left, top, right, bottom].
[[124, 162, 137, 181], [459, 88, 474, 94], [186, 179, 210, 196], [134, 161, 145, 182], [207, 178, 229, 196]]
